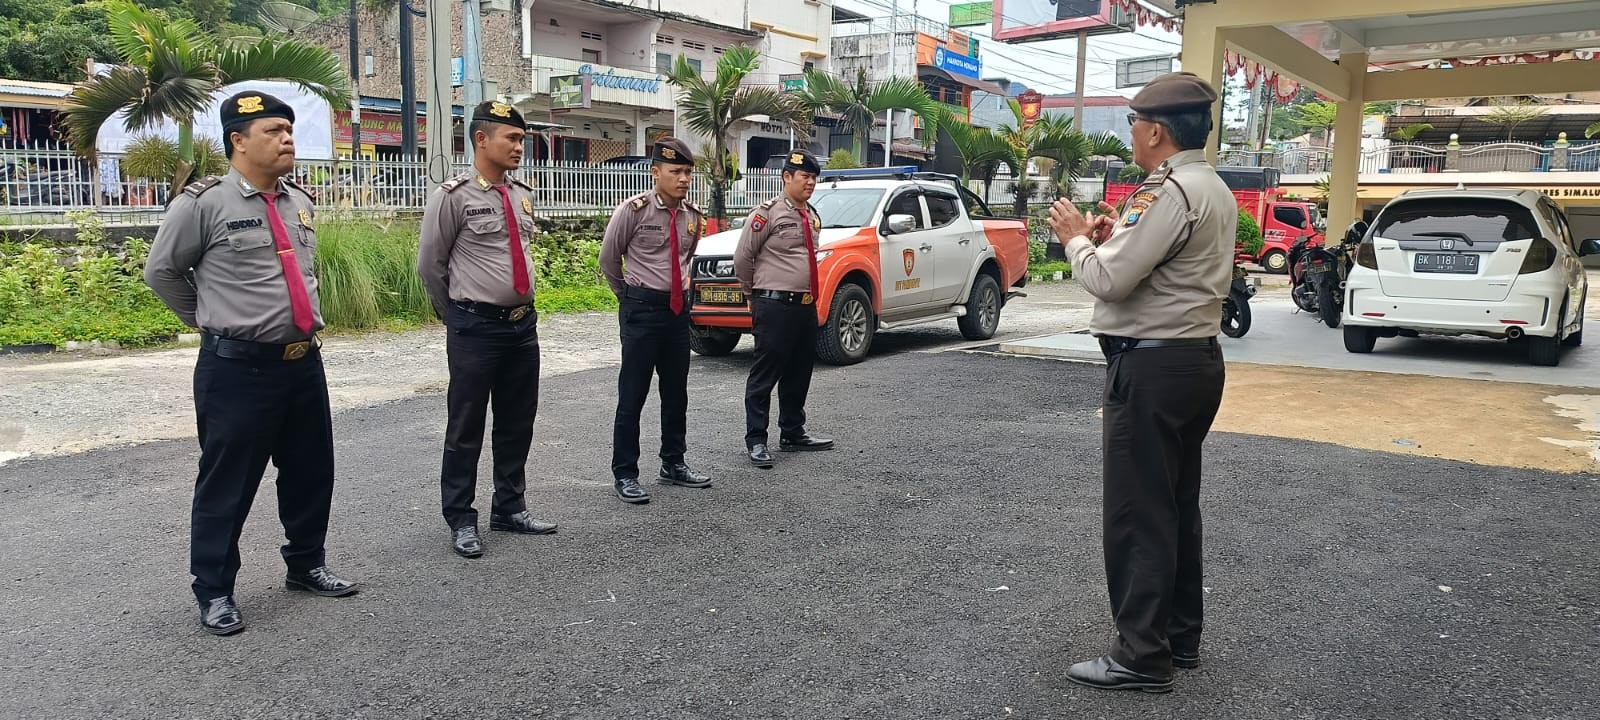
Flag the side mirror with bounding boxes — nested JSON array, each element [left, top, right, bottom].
[[884, 214, 917, 235], [1580, 238, 1600, 257]]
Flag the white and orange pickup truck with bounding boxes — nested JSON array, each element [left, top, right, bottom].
[[687, 168, 1031, 365]]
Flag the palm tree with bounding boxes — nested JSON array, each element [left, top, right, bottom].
[[974, 100, 1130, 217], [667, 45, 811, 222], [1587, 120, 1600, 140], [1478, 99, 1548, 143], [940, 119, 1011, 200], [58, 1, 349, 189], [798, 68, 941, 164]]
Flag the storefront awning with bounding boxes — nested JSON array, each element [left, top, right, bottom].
[[917, 66, 1006, 96]]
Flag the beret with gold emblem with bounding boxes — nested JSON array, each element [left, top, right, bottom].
[[651, 137, 695, 166], [473, 100, 525, 130], [1129, 72, 1219, 114], [782, 148, 821, 175], [220, 91, 294, 132]]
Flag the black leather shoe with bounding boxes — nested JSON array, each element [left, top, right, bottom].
[[779, 434, 834, 451], [452, 526, 484, 558], [199, 596, 245, 636], [490, 511, 558, 534], [1172, 649, 1201, 669], [659, 462, 712, 488], [614, 477, 651, 504], [747, 443, 774, 468], [285, 566, 359, 597], [1066, 655, 1173, 693]]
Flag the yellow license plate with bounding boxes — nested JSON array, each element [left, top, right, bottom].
[[699, 286, 745, 305]]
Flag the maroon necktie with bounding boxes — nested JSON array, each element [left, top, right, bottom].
[[494, 185, 531, 296], [666, 207, 684, 314], [797, 206, 819, 298], [260, 193, 315, 336]]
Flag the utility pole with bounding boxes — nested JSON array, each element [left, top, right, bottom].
[[424, 0, 452, 188], [1073, 31, 1087, 130], [885, 0, 898, 168], [399, 0, 418, 159], [348, 0, 361, 164], [461, 0, 485, 166]]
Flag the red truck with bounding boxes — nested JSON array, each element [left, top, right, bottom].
[[1103, 166, 1323, 273]]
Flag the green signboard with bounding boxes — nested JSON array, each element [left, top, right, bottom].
[[551, 75, 590, 110], [780, 74, 806, 93], [949, 2, 992, 28]]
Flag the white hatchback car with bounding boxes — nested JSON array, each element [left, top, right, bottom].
[[1341, 188, 1599, 366]]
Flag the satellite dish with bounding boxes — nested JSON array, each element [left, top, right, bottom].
[[258, 1, 319, 34]]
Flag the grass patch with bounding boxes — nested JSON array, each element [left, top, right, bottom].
[[537, 285, 619, 314], [316, 220, 433, 330], [1029, 260, 1073, 279]]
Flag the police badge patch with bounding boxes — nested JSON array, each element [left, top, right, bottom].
[[1122, 190, 1159, 228], [751, 213, 767, 232]]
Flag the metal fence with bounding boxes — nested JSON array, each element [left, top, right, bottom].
[[0, 141, 788, 226], [1218, 140, 1600, 176]]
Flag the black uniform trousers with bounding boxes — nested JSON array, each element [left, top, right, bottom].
[[612, 286, 691, 480], [1100, 341, 1225, 676], [440, 303, 540, 530], [190, 345, 334, 604], [743, 296, 819, 447]]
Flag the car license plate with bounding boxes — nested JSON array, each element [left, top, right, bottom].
[[698, 285, 745, 305], [1414, 253, 1479, 274]]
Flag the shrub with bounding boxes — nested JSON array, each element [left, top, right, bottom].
[[824, 149, 860, 170], [1118, 165, 1148, 183], [120, 135, 227, 181], [1236, 209, 1264, 256]]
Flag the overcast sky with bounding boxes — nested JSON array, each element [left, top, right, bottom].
[[833, 0, 1187, 97]]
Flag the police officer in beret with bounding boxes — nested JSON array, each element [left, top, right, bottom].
[[734, 149, 834, 468], [419, 100, 557, 558], [1048, 72, 1236, 692], [599, 138, 713, 504], [145, 91, 358, 636]]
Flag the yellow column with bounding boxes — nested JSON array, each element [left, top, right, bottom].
[[1178, 7, 1226, 164], [1327, 52, 1368, 235]]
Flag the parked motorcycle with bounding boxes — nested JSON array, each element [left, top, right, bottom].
[[1221, 263, 1255, 338], [1288, 222, 1364, 328]]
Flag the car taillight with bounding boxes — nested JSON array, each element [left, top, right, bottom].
[[1519, 238, 1556, 274], [1356, 241, 1377, 269]]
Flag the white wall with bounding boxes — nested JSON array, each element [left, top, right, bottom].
[[654, 0, 747, 33]]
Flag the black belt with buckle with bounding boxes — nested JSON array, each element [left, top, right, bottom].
[[1098, 335, 1216, 356], [453, 300, 535, 322], [201, 333, 320, 361], [623, 286, 690, 305], [752, 289, 814, 305]]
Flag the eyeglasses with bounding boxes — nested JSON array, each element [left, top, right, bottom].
[[1126, 113, 1162, 127]]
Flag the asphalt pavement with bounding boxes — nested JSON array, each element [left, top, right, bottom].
[[1, 349, 1596, 719]]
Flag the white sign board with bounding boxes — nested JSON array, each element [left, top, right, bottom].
[[1115, 55, 1174, 89]]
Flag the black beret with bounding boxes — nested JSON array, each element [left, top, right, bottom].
[[782, 149, 820, 174], [1129, 72, 1219, 114], [220, 91, 294, 131], [652, 137, 694, 166], [473, 100, 525, 130]]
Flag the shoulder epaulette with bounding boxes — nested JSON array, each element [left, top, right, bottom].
[[182, 176, 222, 197], [281, 176, 314, 201], [629, 194, 649, 211], [684, 199, 703, 215], [511, 176, 535, 192], [440, 173, 474, 193], [759, 197, 779, 209], [1146, 165, 1173, 186]]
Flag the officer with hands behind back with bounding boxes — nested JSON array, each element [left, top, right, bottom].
[[145, 91, 359, 637]]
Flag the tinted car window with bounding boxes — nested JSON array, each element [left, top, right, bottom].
[[926, 193, 961, 228], [1374, 198, 1539, 243], [884, 191, 925, 229], [1273, 205, 1307, 229]]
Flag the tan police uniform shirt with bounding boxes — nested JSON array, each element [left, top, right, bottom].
[[418, 172, 538, 318], [1065, 149, 1237, 339], [733, 193, 822, 295], [144, 169, 324, 344], [598, 192, 704, 296]]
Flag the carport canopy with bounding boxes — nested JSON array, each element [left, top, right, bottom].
[[1176, 0, 1600, 233]]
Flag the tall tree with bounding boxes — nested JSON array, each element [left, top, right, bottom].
[[796, 68, 941, 164], [666, 45, 811, 222], [58, 0, 348, 188], [1478, 99, 1549, 143]]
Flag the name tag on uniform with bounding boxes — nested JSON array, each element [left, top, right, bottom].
[[226, 218, 264, 231], [466, 207, 497, 218]]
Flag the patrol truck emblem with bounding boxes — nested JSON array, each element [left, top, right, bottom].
[[903, 248, 915, 276], [489, 102, 512, 118], [237, 96, 265, 114]]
